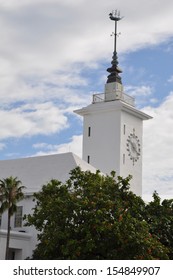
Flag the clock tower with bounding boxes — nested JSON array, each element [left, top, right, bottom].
[[75, 11, 152, 196]]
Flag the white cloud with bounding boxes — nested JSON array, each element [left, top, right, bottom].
[[168, 75, 173, 83], [125, 85, 153, 97], [0, 102, 68, 139], [125, 85, 154, 107], [1, 0, 173, 79], [53, 135, 82, 156], [149, 98, 158, 104], [0, 143, 6, 151], [32, 143, 51, 149], [33, 134, 82, 158], [143, 92, 173, 200], [0, 0, 173, 141]]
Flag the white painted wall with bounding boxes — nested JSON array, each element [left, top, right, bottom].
[[75, 98, 151, 197], [0, 229, 32, 260], [120, 110, 143, 196], [0, 195, 41, 260], [82, 104, 121, 175]]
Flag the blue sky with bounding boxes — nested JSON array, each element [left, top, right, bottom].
[[0, 0, 173, 200]]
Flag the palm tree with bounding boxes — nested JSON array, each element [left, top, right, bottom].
[[0, 176, 25, 260]]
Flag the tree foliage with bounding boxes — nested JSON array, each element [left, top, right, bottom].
[[26, 167, 170, 260], [145, 191, 173, 259], [0, 176, 25, 259]]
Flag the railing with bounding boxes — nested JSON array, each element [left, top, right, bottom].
[[121, 92, 135, 106], [92, 93, 104, 103], [92, 92, 135, 107]]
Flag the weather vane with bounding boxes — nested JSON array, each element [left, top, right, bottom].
[[109, 10, 122, 21], [109, 10, 123, 54], [106, 10, 123, 84]]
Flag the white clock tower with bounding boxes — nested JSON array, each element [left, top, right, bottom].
[[75, 11, 152, 196]]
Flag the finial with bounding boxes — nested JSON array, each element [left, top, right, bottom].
[[106, 10, 123, 84]]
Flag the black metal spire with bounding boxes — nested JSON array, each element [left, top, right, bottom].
[[107, 10, 123, 84]]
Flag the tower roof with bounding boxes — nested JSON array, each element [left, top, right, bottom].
[[0, 152, 97, 194]]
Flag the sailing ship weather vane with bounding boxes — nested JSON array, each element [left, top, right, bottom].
[[107, 10, 123, 84]]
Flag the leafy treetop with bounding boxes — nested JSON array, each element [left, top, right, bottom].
[[25, 167, 169, 260]]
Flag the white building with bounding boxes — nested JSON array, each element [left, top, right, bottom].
[[0, 12, 151, 259], [0, 153, 97, 259]]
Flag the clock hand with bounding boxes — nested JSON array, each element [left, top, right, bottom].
[[131, 142, 137, 152]]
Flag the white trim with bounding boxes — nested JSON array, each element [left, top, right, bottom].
[[74, 100, 152, 120], [0, 229, 31, 241]]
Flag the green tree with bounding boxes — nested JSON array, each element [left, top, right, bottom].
[[26, 167, 168, 260], [0, 176, 25, 260], [145, 191, 173, 259]]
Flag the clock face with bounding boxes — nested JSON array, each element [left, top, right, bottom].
[[126, 132, 141, 165]]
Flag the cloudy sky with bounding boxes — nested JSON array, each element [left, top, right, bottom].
[[0, 0, 173, 201]]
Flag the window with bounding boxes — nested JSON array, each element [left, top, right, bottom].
[[123, 124, 126, 135], [88, 126, 91, 137], [14, 206, 23, 228], [87, 155, 90, 164], [123, 154, 125, 165]]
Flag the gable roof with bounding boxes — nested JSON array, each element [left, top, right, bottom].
[[0, 152, 96, 193]]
